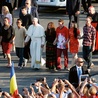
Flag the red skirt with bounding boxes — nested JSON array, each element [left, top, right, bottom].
[[2, 42, 12, 54]]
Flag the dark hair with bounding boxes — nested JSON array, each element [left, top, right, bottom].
[[21, 6, 27, 10], [17, 18, 22, 23], [4, 17, 9, 21], [3, 17, 10, 25], [72, 21, 78, 39]]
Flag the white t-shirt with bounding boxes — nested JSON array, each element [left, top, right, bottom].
[[57, 33, 66, 49]]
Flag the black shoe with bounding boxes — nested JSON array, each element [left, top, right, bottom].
[[81, 11, 87, 14], [34, 68, 40, 70], [64, 67, 70, 71], [3, 53, 6, 58]]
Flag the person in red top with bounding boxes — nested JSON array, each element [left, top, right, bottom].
[[68, 21, 80, 67], [53, 19, 69, 70]]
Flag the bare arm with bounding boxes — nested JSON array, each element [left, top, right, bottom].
[[64, 79, 80, 98]]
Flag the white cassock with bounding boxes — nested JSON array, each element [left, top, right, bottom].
[[25, 24, 45, 68]]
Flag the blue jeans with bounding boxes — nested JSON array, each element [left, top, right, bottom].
[[83, 46, 92, 68], [16, 47, 24, 66]]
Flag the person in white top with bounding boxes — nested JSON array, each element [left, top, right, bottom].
[[2, 6, 12, 25], [25, 17, 45, 70]]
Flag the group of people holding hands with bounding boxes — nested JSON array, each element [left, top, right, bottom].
[[0, 0, 98, 71]]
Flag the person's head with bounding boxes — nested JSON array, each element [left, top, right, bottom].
[[86, 16, 92, 26], [25, 0, 31, 8], [57, 83, 65, 92], [88, 6, 95, 15], [70, 21, 77, 28], [82, 86, 89, 97], [22, 87, 29, 95], [68, 93, 75, 98], [71, 21, 78, 39], [58, 19, 64, 28], [89, 86, 97, 95], [2, 6, 9, 14], [21, 6, 27, 15], [32, 17, 38, 25], [3, 17, 10, 26], [76, 58, 84, 67], [16, 19, 22, 27], [47, 22, 55, 30]]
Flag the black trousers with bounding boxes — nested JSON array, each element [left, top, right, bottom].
[[83, 46, 92, 68], [82, 0, 91, 12], [68, 14, 79, 29]]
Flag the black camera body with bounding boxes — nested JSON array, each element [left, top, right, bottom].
[[0, 88, 5, 96]]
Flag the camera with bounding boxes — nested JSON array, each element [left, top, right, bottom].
[[30, 83, 35, 86], [2, 92, 5, 96], [0, 89, 5, 96], [79, 74, 89, 83], [65, 84, 69, 87]]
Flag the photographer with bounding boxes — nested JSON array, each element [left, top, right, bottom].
[[34, 80, 50, 97], [51, 79, 80, 98], [79, 78, 98, 98], [35, 77, 50, 91], [22, 87, 32, 98]]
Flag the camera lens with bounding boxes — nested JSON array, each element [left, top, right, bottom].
[[31, 83, 35, 85]]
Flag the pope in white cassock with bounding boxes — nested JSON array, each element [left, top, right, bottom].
[[25, 18, 45, 70]]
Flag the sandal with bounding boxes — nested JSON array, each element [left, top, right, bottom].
[[7, 63, 12, 67]]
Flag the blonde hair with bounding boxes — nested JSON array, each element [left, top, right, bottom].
[[89, 86, 97, 95], [2, 6, 9, 13], [83, 86, 89, 97]]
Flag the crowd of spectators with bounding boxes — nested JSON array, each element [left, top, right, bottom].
[[0, 77, 98, 98]]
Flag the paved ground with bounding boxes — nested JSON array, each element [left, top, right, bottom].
[[0, 4, 98, 94]]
